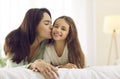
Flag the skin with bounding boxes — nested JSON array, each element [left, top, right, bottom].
[[29, 13, 59, 79], [37, 12, 52, 40], [52, 19, 69, 57], [52, 19, 69, 42], [52, 19, 77, 69]]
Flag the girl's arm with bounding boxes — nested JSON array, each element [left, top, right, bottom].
[[57, 63, 77, 69]]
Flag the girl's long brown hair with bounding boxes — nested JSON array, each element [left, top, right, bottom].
[[4, 8, 51, 63], [53, 16, 85, 68]]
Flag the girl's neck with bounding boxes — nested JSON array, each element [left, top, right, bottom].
[[54, 40, 66, 57]]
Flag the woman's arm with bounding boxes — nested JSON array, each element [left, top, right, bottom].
[[28, 59, 59, 79], [6, 58, 59, 79]]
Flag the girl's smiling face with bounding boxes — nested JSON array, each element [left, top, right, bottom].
[[52, 19, 69, 41]]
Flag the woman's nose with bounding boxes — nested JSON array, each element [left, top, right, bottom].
[[50, 25, 53, 30]]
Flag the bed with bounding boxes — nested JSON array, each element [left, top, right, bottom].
[[0, 65, 120, 79]]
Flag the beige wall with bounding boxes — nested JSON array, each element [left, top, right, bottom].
[[95, 0, 120, 65]]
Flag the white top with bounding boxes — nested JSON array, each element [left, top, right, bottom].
[[43, 44, 68, 66]]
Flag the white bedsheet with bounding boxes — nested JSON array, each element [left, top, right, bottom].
[[0, 65, 120, 79]]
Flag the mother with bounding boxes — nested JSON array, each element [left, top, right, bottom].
[[4, 8, 58, 79]]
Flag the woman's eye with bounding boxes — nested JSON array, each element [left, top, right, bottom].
[[44, 20, 52, 25], [44, 21, 50, 25]]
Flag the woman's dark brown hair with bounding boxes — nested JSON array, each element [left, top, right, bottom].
[[53, 16, 85, 68], [4, 8, 51, 63]]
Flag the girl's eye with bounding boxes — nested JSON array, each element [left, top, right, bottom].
[[61, 28, 66, 31], [54, 25, 59, 28]]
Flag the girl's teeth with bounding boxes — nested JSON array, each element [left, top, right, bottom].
[[54, 33, 61, 36]]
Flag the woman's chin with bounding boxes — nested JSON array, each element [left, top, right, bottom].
[[48, 36, 52, 39]]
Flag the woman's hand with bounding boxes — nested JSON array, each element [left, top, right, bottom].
[[59, 63, 77, 69], [28, 59, 59, 79]]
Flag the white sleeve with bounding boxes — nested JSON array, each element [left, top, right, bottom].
[[84, 56, 90, 67], [6, 59, 18, 67], [5, 58, 29, 68]]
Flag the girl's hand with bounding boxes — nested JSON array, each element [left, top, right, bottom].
[[59, 63, 77, 69], [28, 59, 59, 79]]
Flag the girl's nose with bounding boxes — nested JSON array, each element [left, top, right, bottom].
[[57, 28, 61, 32]]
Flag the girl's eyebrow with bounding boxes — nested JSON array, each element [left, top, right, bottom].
[[62, 26, 67, 29], [61, 25, 66, 28], [54, 24, 58, 25], [54, 24, 66, 28]]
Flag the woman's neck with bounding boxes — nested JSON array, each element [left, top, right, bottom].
[[31, 36, 44, 47], [28, 37, 45, 62], [54, 40, 66, 57]]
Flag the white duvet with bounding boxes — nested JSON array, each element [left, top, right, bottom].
[[0, 65, 120, 79]]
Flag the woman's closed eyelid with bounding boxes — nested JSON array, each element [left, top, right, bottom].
[[44, 22, 51, 25], [45, 23, 49, 25]]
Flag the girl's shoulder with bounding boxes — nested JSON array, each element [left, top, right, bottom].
[[46, 43, 53, 48], [44, 43, 54, 55]]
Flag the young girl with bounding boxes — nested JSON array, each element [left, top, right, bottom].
[[44, 16, 85, 68]]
